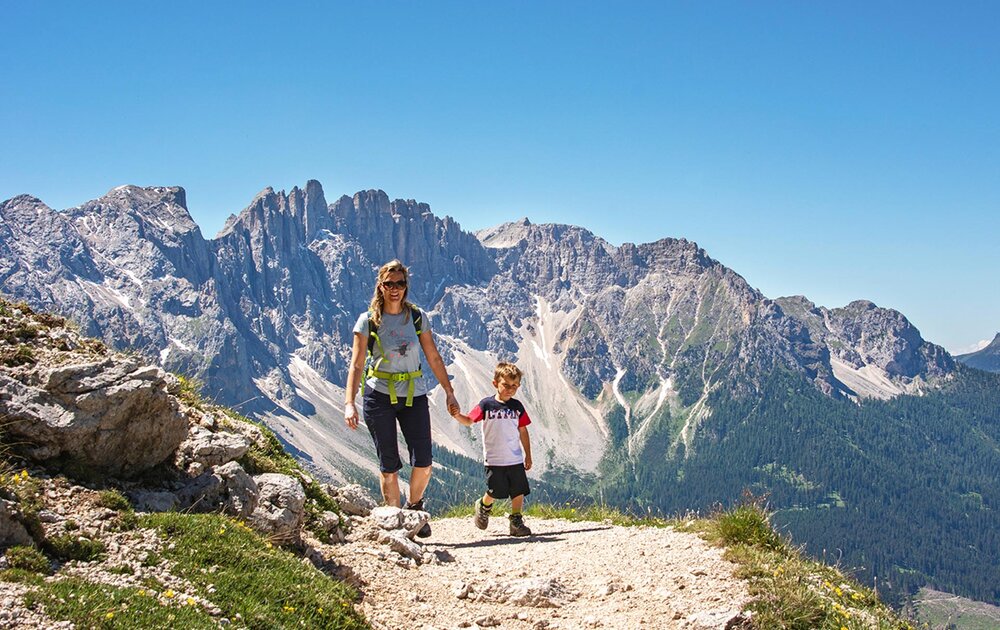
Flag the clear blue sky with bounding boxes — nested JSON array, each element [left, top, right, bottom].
[[2, 2, 998, 354]]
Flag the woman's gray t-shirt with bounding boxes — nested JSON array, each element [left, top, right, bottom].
[[353, 308, 432, 397]]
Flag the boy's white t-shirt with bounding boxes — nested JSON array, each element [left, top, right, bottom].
[[467, 396, 531, 466]]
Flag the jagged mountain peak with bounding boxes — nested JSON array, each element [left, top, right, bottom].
[[776, 295, 953, 398], [60, 185, 202, 244], [218, 180, 330, 241], [102, 184, 188, 209], [1, 193, 46, 208], [477, 219, 613, 254]]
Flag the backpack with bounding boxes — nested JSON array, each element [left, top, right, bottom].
[[362, 304, 424, 406]]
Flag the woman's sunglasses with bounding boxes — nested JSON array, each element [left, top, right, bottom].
[[381, 280, 408, 290]]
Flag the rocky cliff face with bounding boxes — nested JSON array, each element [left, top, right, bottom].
[[0, 181, 957, 480], [775, 296, 954, 399]]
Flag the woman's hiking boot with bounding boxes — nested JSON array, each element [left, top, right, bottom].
[[405, 499, 432, 538], [474, 499, 491, 530], [509, 512, 532, 537]]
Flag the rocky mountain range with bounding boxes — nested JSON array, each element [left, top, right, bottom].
[[0, 182, 954, 476], [956, 333, 1000, 373], [2, 181, 997, 607]]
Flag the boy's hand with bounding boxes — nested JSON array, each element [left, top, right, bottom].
[[524, 453, 532, 471]]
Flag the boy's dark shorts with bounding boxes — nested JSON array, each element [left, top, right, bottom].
[[363, 391, 432, 473], [485, 464, 531, 500]]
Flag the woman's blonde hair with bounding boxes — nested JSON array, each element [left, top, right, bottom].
[[368, 260, 414, 328]]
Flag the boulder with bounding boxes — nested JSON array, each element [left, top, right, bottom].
[[175, 426, 251, 474], [686, 608, 749, 629], [371, 505, 403, 530], [315, 511, 346, 543], [328, 483, 376, 516], [0, 499, 34, 548], [400, 507, 431, 539], [247, 473, 306, 544], [129, 490, 179, 513], [382, 530, 423, 561], [478, 577, 577, 608], [176, 461, 258, 518], [0, 358, 188, 477]]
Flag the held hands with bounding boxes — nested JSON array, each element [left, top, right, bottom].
[[445, 391, 460, 417], [344, 401, 359, 430]]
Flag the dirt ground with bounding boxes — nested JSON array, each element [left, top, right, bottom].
[[333, 515, 751, 630]]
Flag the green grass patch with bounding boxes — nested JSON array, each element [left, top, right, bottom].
[[0, 568, 46, 585], [24, 578, 217, 629], [141, 512, 367, 629], [714, 501, 785, 552], [3, 545, 51, 574], [696, 498, 916, 630], [2, 343, 37, 366], [95, 489, 132, 511], [46, 533, 106, 562], [174, 374, 207, 408]]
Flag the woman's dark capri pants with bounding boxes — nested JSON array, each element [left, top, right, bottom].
[[363, 390, 432, 473]]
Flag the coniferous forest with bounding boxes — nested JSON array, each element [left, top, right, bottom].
[[587, 365, 1000, 607]]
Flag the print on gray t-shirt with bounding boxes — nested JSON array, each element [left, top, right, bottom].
[[353, 309, 432, 397]]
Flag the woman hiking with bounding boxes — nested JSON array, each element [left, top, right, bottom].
[[344, 260, 460, 536]]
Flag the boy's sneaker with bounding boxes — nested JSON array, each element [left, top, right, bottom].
[[474, 500, 491, 530], [509, 513, 532, 537], [405, 499, 431, 538]]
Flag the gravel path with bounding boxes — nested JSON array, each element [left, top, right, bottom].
[[334, 516, 751, 630]]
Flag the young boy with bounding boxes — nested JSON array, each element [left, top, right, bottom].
[[450, 362, 533, 536]]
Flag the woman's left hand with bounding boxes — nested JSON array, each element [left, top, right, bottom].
[[445, 391, 460, 416]]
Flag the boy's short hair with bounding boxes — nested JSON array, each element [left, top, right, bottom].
[[494, 362, 522, 383]]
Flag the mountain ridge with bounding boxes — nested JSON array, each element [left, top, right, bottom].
[[956, 333, 1000, 373]]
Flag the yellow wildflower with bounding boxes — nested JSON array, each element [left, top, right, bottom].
[[283, 606, 296, 613], [852, 592, 863, 600], [187, 597, 196, 606], [20, 469, 29, 479], [318, 607, 324, 614], [835, 586, 843, 596], [105, 612, 114, 620], [164, 589, 175, 599]]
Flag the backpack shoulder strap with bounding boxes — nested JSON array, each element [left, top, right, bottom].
[[410, 304, 423, 336], [366, 311, 377, 355]]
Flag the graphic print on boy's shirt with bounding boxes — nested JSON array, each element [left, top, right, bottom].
[[468, 397, 531, 467]]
